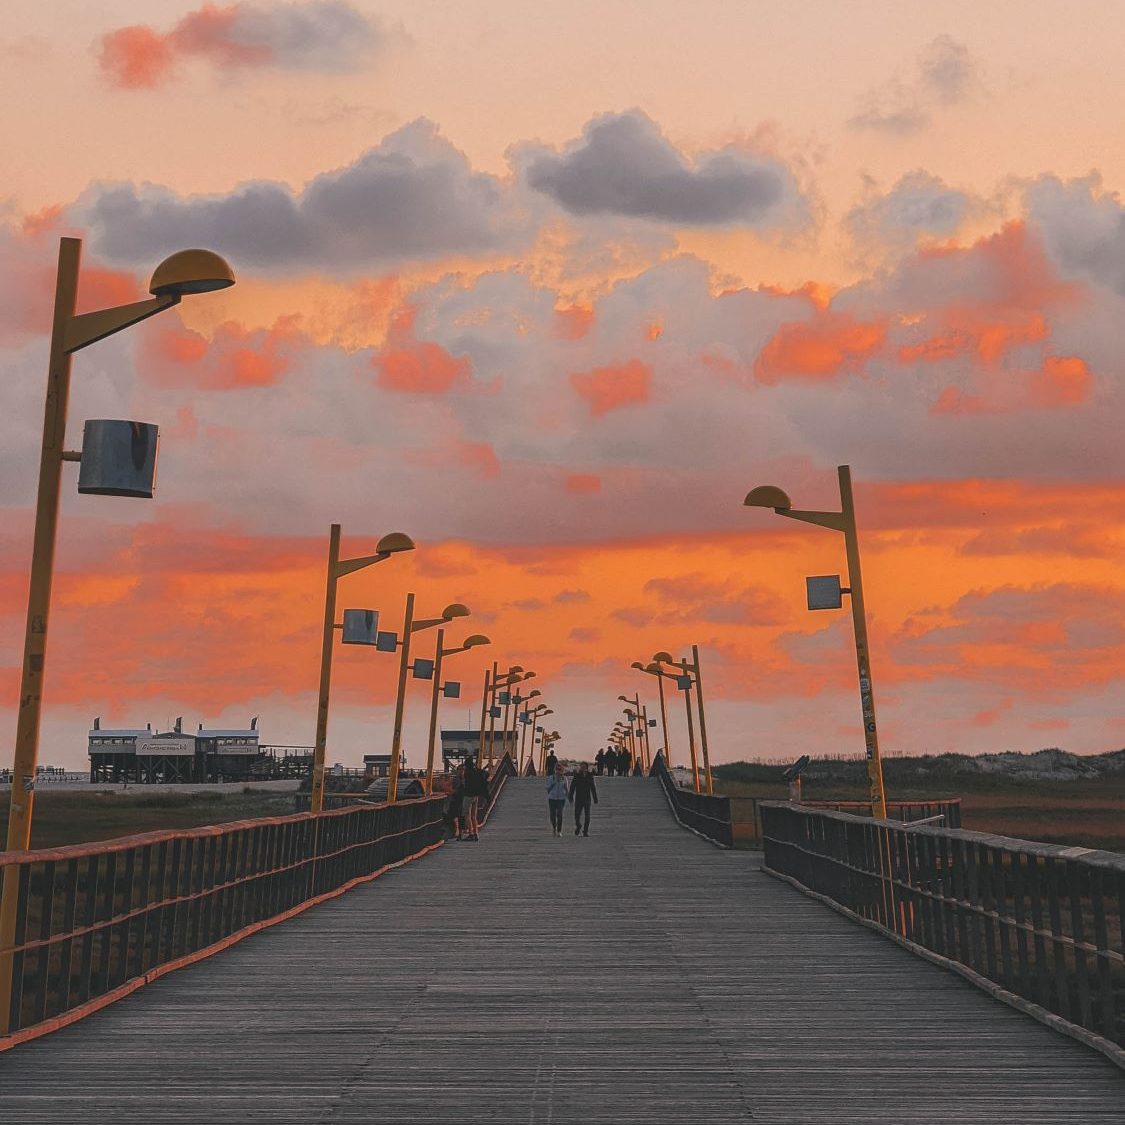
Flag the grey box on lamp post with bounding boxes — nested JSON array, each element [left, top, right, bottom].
[[76, 420, 160, 497], [342, 609, 380, 646], [806, 575, 844, 611]]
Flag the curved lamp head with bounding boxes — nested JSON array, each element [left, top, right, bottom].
[[149, 249, 236, 297], [617, 695, 631, 702], [441, 603, 470, 621], [541, 708, 554, 715], [527, 689, 541, 698], [377, 532, 415, 555], [644, 661, 664, 674], [463, 634, 490, 648], [507, 665, 525, 675], [630, 661, 645, 670], [743, 484, 792, 510], [652, 651, 675, 664], [521, 671, 537, 681]]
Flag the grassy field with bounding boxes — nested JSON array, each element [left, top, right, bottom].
[[0, 788, 297, 850], [717, 776, 1125, 852]]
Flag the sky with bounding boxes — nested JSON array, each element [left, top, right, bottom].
[[1, 1, 1124, 770]]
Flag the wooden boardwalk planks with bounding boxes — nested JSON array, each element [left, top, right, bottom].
[[0, 777, 1120, 1123]]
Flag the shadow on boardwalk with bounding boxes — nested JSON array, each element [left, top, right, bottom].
[[0, 777, 1120, 1123]]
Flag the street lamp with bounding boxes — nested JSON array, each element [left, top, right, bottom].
[[655, 651, 711, 793], [479, 664, 533, 766], [743, 464, 887, 817], [618, 693, 653, 771], [311, 526, 415, 813], [632, 658, 674, 769], [519, 700, 546, 772], [387, 598, 470, 801], [1, 238, 235, 1036], [533, 708, 554, 772], [423, 631, 490, 795], [5, 239, 236, 853]]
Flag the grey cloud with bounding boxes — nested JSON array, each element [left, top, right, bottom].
[[220, 1, 386, 72], [1025, 174, 1125, 296], [80, 120, 526, 271], [521, 110, 806, 227], [850, 36, 980, 136], [846, 171, 972, 252]]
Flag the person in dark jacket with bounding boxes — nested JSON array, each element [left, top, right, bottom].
[[594, 749, 605, 776], [545, 749, 558, 776], [618, 746, 631, 777], [605, 747, 617, 776], [461, 759, 482, 841], [568, 762, 598, 836]]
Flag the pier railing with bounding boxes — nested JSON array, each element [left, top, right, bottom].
[[760, 803, 1124, 1056], [0, 791, 448, 1046], [651, 752, 732, 848]]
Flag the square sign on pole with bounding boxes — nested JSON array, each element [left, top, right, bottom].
[[490, 705, 502, 718], [498, 691, 511, 705], [443, 681, 461, 699], [806, 574, 843, 611], [376, 630, 399, 652], [412, 658, 434, 680], [676, 676, 691, 691]]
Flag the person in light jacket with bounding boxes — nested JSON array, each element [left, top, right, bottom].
[[546, 762, 569, 836]]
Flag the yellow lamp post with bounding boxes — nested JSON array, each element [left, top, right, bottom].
[[533, 709, 554, 772], [423, 631, 490, 795], [520, 701, 547, 771], [512, 690, 541, 771], [387, 598, 470, 802], [311, 526, 415, 814], [656, 653, 702, 792], [2, 237, 235, 1034], [632, 658, 673, 768], [481, 665, 533, 766], [744, 464, 888, 818], [618, 694, 652, 771]]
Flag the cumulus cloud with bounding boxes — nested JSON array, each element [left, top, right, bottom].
[[99, 1, 389, 89], [79, 120, 527, 271], [521, 110, 807, 227], [845, 171, 975, 254], [850, 35, 981, 135], [1025, 174, 1125, 296]]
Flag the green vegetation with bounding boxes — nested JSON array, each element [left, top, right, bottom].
[[0, 788, 297, 850], [715, 750, 1125, 852]]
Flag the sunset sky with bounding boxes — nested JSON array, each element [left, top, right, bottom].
[[2, 1, 1124, 770]]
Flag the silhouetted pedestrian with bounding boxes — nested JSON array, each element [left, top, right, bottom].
[[605, 748, 617, 776], [568, 761, 598, 836], [619, 746, 631, 776], [545, 749, 558, 776], [546, 762, 568, 836], [594, 749, 605, 776]]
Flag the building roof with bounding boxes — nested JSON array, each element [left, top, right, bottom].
[[198, 729, 259, 738], [88, 729, 149, 738]]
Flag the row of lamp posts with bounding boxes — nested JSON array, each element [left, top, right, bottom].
[[620, 648, 713, 794], [476, 663, 558, 776], [617, 465, 887, 813]]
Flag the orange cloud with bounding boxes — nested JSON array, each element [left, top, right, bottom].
[[754, 313, 886, 383], [99, 25, 175, 89], [143, 316, 303, 389], [565, 473, 601, 494], [373, 303, 472, 394], [1030, 355, 1092, 407], [456, 441, 501, 479], [570, 358, 652, 416], [554, 304, 594, 340]]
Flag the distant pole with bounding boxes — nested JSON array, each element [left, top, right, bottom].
[[681, 659, 700, 793], [477, 667, 490, 764], [656, 673, 671, 767], [486, 661, 498, 766], [692, 645, 713, 795], [311, 524, 342, 815], [386, 592, 416, 803], [423, 628, 445, 795]]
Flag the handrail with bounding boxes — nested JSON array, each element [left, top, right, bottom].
[[0, 794, 447, 1046], [759, 802, 1125, 1060], [480, 752, 517, 826], [650, 752, 732, 848]]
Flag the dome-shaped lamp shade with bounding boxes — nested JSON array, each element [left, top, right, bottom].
[[743, 485, 792, 509], [464, 634, 491, 647], [441, 602, 471, 620], [377, 531, 415, 554], [149, 250, 235, 297], [652, 651, 674, 664], [77, 420, 158, 498]]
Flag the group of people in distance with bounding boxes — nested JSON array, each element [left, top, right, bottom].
[[594, 745, 635, 776], [445, 757, 490, 841]]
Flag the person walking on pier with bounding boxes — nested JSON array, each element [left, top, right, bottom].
[[462, 758, 482, 841], [605, 747, 617, 776], [618, 745, 631, 777], [546, 761, 569, 836], [595, 748, 605, 776], [569, 761, 598, 836], [545, 747, 558, 777]]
